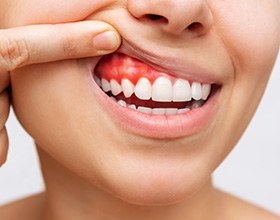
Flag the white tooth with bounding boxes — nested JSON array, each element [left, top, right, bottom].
[[172, 79, 192, 102], [128, 104, 136, 110], [117, 100, 127, 107], [152, 76, 173, 102], [135, 77, 152, 100], [101, 79, 111, 92], [191, 82, 202, 100], [122, 78, 135, 98], [202, 84, 211, 100], [152, 108, 166, 115], [111, 79, 122, 96], [94, 75, 101, 87], [137, 106, 152, 114], [178, 108, 190, 114], [110, 96, 117, 102], [165, 108, 178, 116]]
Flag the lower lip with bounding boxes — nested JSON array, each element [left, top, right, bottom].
[[90, 73, 220, 140]]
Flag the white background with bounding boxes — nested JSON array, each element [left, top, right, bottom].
[[0, 55, 279, 215]]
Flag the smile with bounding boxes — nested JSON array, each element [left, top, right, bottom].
[[91, 52, 221, 139]]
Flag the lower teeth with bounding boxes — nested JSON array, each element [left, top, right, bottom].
[[110, 96, 205, 116]]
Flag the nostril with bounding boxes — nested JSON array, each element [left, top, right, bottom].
[[143, 14, 168, 24], [187, 22, 204, 34]]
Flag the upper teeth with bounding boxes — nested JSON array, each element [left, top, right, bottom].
[[97, 76, 211, 102]]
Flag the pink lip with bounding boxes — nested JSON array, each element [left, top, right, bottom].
[[89, 46, 221, 139]]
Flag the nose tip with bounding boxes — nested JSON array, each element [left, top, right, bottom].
[[127, 0, 213, 37]]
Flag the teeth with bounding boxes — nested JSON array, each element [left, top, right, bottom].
[[122, 78, 135, 98], [152, 76, 173, 102], [191, 100, 204, 109], [128, 104, 136, 110], [172, 79, 192, 102], [101, 79, 111, 92], [94, 75, 101, 87], [165, 108, 178, 116], [202, 84, 211, 100], [178, 108, 190, 114], [135, 77, 152, 100], [137, 106, 152, 114], [152, 108, 166, 115], [191, 82, 202, 100], [117, 100, 127, 107], [111, 79, 122, 96]]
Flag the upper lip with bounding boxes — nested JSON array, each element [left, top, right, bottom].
[[115, 39, 222, 85]]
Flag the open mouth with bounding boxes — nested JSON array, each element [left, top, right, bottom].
[[93, 53, 217, 116]]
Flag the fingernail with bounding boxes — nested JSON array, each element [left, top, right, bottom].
[[93, 31, 120, 51]]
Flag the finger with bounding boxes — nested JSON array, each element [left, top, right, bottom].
[[0, 71, 10, 91], [0, 90, 10, 128], [0, 20, 121, 72], [0, 127, 9, 166]]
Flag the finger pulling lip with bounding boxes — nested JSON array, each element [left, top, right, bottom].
[[88, 42, 222, 139]]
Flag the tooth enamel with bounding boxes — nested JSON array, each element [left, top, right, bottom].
[[117, 100, 127, 107], [152, 108, 166, 115], [152, 76, 173, 102], [111, 79, 122, 96], [101, 79, 111, 92], [128, 104, 136, 110], [165, 108, 178, 116], [191, 82, 202, 100], [122, 78, 135, 98], [94, 75, 101, 87], [172, 79, 192, 102], [135, 77, 152, 100], [202, 84, 211, 100], [178, 108, 190, 114], [137, 106, 152, 114]]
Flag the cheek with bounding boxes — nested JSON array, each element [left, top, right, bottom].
[[5, 0, 113, 27], [214, 0, 280, 72]]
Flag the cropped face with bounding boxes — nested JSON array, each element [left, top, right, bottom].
[[2, 0, 280, 205]]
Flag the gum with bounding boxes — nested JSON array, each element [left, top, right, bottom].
[[95, 53, 174, 85]]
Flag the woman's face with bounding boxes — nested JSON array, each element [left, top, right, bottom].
[[2, 0, 280, 205]]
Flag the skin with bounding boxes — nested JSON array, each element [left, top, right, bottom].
[[0, 0, 280, 220]]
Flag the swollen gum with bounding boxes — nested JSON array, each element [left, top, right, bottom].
[[95, 53, 174, 85]]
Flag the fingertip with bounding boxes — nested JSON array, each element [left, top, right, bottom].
[[93, 30, 121, 51]]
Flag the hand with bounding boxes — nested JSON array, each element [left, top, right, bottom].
[[0, 21, 121, 166]]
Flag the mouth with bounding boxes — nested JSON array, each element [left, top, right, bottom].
[[91, 52, 221, 139]]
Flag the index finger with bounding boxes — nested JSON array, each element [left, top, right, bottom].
[[0, 20, 121, 72]]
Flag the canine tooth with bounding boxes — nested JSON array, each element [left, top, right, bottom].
[[152, 76, 173, 102], [137, 106, 152, 114], [128, 104, 136, 110], [111, 80, 122, 96], [191, 82, 202, 100], [117, 100, 127, 107], [135, 77, 152, 100], [165, 108, 178, 116], [202, 84, 211, 100], [122, 79, 135, 98], [94, 75, 101, 87], [178, 108, 190, 114], [152, 108, 166, 115], [101, 79, 111, 92], [172, 79, 192, 102]]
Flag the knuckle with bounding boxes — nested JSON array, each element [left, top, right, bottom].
[[62, 34, 78, 57], [0, 36, 30, 71], [0, 127, 9, 166], [0, 90, 10, 127]]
